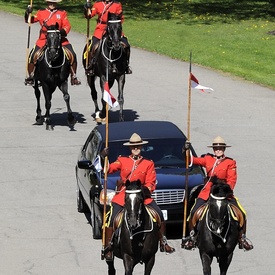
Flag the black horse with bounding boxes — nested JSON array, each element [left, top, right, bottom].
[[83, 12, 128, 122], [33, 24, 76, 130], [106, 180, 159, 275], [197, 179, 239, 275]]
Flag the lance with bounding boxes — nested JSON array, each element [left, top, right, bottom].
[[25, 0, 33, 79], [85, 0, 91, 70], [182, 51, 192, 246], [101, 65, 110, 260]]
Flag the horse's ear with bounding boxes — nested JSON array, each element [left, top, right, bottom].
[[125, 179, 130, 188], [211, 175, 218, 185], [55, 22, 59, 30], [136, 179, 142, 188]]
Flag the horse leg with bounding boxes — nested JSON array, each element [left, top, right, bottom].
[[59, 81, 76, 128], [123, 255, 134, 275], [34, 82, 44, 125], [117, 75, 125, 122], [43, 86, 54, 130], [200, 252, 213, 275], [87, 75, 100, 116], [106, 260, 116, 275], [144, 256, 155, 275], [219, 253, 233, 275]]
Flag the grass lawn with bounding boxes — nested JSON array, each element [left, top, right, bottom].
[[1, 0, 275, 89]]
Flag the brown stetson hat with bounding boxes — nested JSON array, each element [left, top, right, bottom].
[[207, 136, 231, 148], [123, 133, 148, 146]]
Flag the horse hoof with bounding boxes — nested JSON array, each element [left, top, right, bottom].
[[95, 117, 106, 123], [67, 114, 76, 127], [35, 116, 44, 125], [94, 111, 106, 123]]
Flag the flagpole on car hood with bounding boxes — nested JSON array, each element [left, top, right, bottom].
[[182, 51, 192, 246]]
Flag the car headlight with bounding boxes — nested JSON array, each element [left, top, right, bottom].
[[99, 189, 116, 205]]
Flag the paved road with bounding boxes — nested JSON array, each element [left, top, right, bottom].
[[1, 11, 275, 275]]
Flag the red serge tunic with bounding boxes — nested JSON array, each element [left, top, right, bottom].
[[88, 1, 124, 39], [108, 156, 156, 206], [192, 154, 237, 200], [29, 8, 71, 48]]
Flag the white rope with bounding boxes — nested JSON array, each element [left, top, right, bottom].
[[44, 48, 66, 68], [101, 37, 123, 63]]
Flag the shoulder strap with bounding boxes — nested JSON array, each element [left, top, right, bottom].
[[98, 2, 115, 23]]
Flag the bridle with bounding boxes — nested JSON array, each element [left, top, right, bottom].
[[44, 29, 65, 68], [124, 189, 153, 239], [206, 193, 231, 243], [101, 19, 123, 63]]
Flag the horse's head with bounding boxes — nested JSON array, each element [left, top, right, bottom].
[[124, 179, 144, 230], [208, 177, 232, 235], [46, 23, 62, 62], [107, 12, 122, 50]]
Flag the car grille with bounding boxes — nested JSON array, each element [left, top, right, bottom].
[[152, 189, 185, 205]]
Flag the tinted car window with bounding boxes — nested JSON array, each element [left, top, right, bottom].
[[103, 138, 186, 168], [86, 131, 101, 162]]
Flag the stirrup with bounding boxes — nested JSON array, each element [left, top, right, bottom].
[[239, 235, 254, 251], [71, 76, 81, 86], [24, 76, 34, 86], [182, 230, 196, 251], [126, 66, 132, 74], [182, 239, 196, 251], [160, 236, 175, 254]]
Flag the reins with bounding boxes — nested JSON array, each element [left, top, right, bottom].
[[206, 195, 231, 243]]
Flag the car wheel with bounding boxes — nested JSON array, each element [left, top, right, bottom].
[[77, 189, 90, 213], [90, 199, 102, 239]]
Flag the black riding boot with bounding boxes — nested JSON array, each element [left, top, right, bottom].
[[104, 227, 114, 261], [125, 47, 132, 74], [182, 217, 197, 250], [85, 43, 98, 76], [238, 220, 253, 251], [25, 62, 35, 86], [70, 62, 81, 86], [159, 222, 175, 253]]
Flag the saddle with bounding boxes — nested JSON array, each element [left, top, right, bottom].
[[189, 202, 244, 229], [63, 47, 74, 66], [228, 203, 244, 228], [33, 47, 46, 64]]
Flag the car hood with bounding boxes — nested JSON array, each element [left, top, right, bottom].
[[105, 167, 204, 191]]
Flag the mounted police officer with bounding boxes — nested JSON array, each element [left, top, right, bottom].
[[24, 0, 81, 86], [182, 136, 254, 251], [83, 0, 132, 75], [102, 133, 175, 261]]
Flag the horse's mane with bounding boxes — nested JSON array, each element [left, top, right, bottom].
[[211, 176, 233, 198]]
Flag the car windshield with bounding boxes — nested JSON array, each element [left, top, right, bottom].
[[104, 138, 186, 168]]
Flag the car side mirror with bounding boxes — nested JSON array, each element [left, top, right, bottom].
[[78, 160, 93, 169]]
